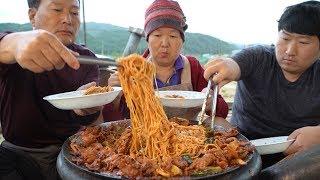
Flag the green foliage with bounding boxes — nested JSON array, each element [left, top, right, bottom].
[[0, 23, 32, 32], [184, 33, 236, 55], [0, 22, 237, 59]]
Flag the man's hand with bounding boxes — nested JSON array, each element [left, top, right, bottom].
[[284, 126, 320, 155], [108, 72, 121, 87], [73, 82, 102, 116], [0, 30, 80, 73], [203, 57, 241, 88]]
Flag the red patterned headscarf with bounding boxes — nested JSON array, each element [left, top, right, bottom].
[[144, 0, 188, 41]]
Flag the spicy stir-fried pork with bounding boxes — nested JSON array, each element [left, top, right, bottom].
[[69, 118, 253, 178]]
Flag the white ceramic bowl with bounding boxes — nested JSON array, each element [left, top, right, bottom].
[[250, 136, 295, 155], [43, 87, 122, 110], [157, 90, 206, 108]]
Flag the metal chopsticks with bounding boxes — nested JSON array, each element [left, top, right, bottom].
[[77, 55, 119, 73], [77, 55, 118, 67], [98, 67, 117, 73], [198, 76, 218, 130], [198, 77, 212, 125], [210, 83, 218, 129]]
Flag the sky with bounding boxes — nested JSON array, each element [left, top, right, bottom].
[[0, 0, 308, 45]]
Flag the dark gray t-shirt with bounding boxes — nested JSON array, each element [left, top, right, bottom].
[[231, 45, 320, 140]]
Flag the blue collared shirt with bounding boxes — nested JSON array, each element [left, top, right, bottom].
[[155, 55, 184, 88]]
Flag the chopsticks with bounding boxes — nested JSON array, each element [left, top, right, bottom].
[[77, 55, 119, 73], [199, 77, 212, 125], [210, 84, 218, 129], [98, 67, 117, 73], [77, 55, 118, 67]]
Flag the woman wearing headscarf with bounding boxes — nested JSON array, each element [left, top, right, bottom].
[[103, 0, 228, 121]]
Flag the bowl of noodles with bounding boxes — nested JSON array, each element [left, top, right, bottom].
[[43, 86, 122, 110], [157, 90, 206, 108]]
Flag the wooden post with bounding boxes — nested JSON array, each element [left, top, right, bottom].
[[122, 27, 144, 56]]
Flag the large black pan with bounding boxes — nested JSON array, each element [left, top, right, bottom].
[[57, 120, 262, 180]]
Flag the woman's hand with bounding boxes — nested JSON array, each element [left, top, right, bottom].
[[284, 126, 320, 155], [108, 72, 121, 86], [73, 82, 102, 116]]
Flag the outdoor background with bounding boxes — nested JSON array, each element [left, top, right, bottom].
[[0, 0, 308, 106]]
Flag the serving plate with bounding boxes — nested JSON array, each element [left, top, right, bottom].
[[60, 119, 258, 179], [43, 87, 122, 110]]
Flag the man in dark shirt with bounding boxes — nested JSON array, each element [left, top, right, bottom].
[[204, 1, 320, 168], [0, 0, 101, 179]]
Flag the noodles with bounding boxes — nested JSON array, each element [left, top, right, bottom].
[[84, 85, 113, 95], [117, 54, 207, 161], [69, 54, 253, 178]]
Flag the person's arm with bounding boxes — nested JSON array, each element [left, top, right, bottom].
[[188, 56, 229, 119], [284, 126, 320, 155], [203, 57, 241, 88], [0, 32, 15, 64], [0, 32, 18, 64], [0, 32, 13, 76], [0, 30, 79, 72], [204, 46, 268, 88]]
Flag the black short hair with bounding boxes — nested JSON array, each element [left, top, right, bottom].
[[278, 1, 320, 40], [27, 0, 80, 9]]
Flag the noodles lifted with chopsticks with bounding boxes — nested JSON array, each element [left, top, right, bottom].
[[118, 54, 207, 161], [69, 54, 253, 178]]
